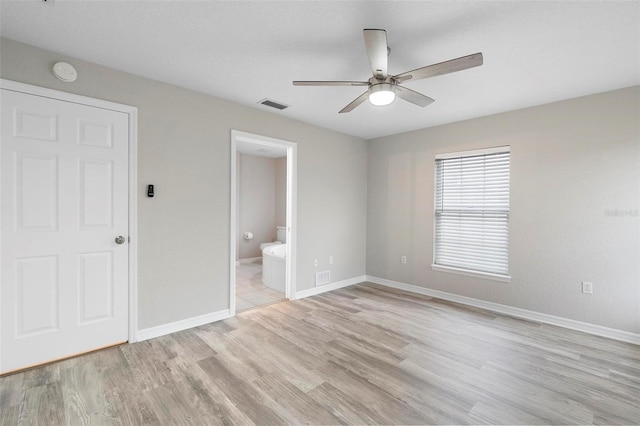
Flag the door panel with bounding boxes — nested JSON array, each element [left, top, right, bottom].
[[78, 251, 113, 323], [16, 255, 58, 336], [78, 120, 113, 148], [1, 89, 129, 373], [79, 160, 113, 228], [16, 154, 58, 230], [14, 108, 57, 141]]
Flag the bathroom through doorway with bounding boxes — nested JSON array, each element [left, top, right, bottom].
[[230, 130, 297, 315]]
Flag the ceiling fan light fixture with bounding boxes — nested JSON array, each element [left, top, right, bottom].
[[293, 29, 483, 113], [368, 82, 395, 106]]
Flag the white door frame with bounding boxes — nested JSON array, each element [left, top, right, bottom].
[[0, 79, 139, 355], [230, 130, 297, 316]]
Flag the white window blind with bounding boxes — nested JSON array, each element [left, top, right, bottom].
[[434, 147, 510, 277]]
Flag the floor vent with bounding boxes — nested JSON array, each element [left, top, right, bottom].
[[259, 98, 289, 110], [315, 271, 331, 286]]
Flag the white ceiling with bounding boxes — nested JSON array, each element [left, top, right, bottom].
[[1, 1, 638, 140], [236, 139, 286, 158]]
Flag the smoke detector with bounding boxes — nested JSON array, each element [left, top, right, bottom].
[[52, 62, 77, 82]]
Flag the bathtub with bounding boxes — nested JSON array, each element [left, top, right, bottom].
[[262, 244, 286, 293]]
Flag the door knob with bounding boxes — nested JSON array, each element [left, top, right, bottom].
[[115, 236, 126, 245]]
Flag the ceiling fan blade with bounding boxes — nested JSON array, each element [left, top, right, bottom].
[[394, 85, 435, 107], [293, 81, 369, 86], [339, 91, 369, 114], [394, 52, 483, 83], [363, 29, 388, 79]]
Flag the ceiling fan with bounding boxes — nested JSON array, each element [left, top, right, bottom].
[[293, 29, 483, 113]]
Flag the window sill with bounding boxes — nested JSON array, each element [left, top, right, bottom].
[[431, 264, 511, 283]]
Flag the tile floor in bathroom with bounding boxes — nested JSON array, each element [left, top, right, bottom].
[[236, 258, 286, 312]]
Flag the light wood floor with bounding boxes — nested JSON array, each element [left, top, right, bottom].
[[1, 283, 639, 425]]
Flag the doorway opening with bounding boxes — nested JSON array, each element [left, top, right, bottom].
[[230, 130, 297, 316]]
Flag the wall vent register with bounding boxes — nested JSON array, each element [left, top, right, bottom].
[[315, 271, 331, 286]]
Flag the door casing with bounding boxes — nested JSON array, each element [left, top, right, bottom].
[[230, 130, 297, 316]]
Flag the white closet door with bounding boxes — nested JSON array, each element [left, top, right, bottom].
[[1, 89, 129, 374]]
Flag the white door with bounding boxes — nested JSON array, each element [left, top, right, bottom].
[[1, 88, 129, 374]]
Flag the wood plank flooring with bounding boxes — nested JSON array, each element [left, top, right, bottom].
[[1, 283, 639, 425]]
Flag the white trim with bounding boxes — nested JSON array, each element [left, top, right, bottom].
[[435, 145, 510, 159], [230, 130, 297, 317], [127, 105, 139, 342], [431, 264, 511, 283], [0, 79, 137, 114], [230, 140, 238, 317], [136, 309, 231, 342], [0, 79, 140, 347], [366, 275, 640, 346], [295, 275, 366, 299], [286, 142, 298, 302]]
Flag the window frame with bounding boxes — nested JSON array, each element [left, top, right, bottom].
[[431, 146, 512, 283]]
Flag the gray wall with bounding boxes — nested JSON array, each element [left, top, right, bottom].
[[0, 38, 368, 329], [237, 153, 284, 260], [2, 37, 637, 336], [275, 157, 287, 227], [367, 86, 640, 333]]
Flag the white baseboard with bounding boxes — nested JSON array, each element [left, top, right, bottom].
[[295, 275, 366, 300], [134, 274, 363, 341], [134, 276, 639, 346], [135, 309, 231, 342], [366, 275, 640, 346]]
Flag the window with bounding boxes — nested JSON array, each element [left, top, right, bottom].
[[433, 146, 510, 281]]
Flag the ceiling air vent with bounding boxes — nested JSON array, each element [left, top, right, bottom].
[[259, 99, 289, 110]]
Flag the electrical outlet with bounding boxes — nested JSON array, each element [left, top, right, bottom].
[[329, 256, 333, 265], [401, 256, 407, 264], [582, 281, 593, 294], [314, 259, 318, 267]]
